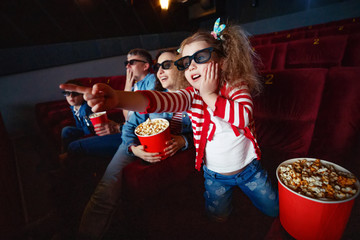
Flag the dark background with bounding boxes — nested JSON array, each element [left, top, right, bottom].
[[1, 0, 357, 76]]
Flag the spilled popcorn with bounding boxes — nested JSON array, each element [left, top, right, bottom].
[[278, 159, 358, 200], [135, 118, 169, 136]]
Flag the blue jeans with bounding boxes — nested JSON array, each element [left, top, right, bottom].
[[61, 126, 85, 152], [67, 133, 122, 159], [78, 143, 136, 239], [203, 159, 279, 220]]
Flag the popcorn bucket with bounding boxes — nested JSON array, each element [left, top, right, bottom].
[[276, 158, 360, 240], [89, 111, 108, 125], [135, 118, 171, 160]]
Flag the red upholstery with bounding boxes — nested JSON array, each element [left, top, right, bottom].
[[271, 31, 305, 43], [308, 67, 360, 176], [250, 17, 360, 48], [271, 43, 287, 70], [342, 33, 360, 66], [250, 37, 262, 47], [316, 22, 360, 37], [254, 45, 275, 71], [305, 29, 319, 38], [122, 148, 196, 200], [318, 25, 348, 36], [249, 18, 360, 72], [86, 76, 126, 90], [253, 68, 328, 176], [285, 35, 348, 68]]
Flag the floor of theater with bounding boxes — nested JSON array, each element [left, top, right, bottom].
[[10, 134, 360, 240]]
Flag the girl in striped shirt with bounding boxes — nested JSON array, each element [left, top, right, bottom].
[[60, 18, 279, 222]]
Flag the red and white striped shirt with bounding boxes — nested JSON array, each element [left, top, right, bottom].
[[139, 83, 261, 171]]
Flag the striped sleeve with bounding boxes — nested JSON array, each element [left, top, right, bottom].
[[213, 85, 253, 129], [138, 89, 193, 114]]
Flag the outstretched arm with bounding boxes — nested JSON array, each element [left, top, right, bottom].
[[59, 83, 149, 113]]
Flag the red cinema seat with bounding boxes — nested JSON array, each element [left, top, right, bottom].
[[254, 45, 275, 72], [250, 37, 262, 47], [122, 148, 196, 199], [318, 25, 349, 36], [342, 33, 360, 66], [253, 68, 328, 177], [308, 67, 360, 176], [271, 31, 305, 43], [107, 75, 126, 90], [271, 43, 288, 70], [285, 35, 348, 68]]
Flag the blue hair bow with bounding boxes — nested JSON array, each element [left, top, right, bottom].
[[211, 18, 226, 40]]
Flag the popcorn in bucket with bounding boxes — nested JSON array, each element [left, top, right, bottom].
[[135, 118, 171, 160], [276, 158, 359, 240]]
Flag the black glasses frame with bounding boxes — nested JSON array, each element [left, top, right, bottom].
[[153, 60, 174, 72], [62, 91, 81, 97], [174, 47, 214, 71], [124, 59, 147, 67]]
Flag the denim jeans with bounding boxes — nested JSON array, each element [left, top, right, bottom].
[[203, 159, 279, 220], [67, 133, 123, 159], [61, 126, 85, 152], [78, 143, 136, 239]]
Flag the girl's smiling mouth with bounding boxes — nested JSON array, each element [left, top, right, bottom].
[[192, 74, 201, 81]]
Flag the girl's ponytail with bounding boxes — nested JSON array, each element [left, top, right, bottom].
[[220, 22, 262, 95]]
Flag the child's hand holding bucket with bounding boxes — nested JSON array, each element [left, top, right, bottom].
[[93, 120, 121, 136], [130, 145, 163, 163], [135, 118, 171, 160], [162, 135, 186, 157]]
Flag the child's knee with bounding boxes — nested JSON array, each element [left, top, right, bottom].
[[61, 126, 73, 138]]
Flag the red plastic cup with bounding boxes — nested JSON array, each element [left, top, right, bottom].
[[135, 118, 171, 160], [89, 111, 108, 126], [276, 158, 360, 240]]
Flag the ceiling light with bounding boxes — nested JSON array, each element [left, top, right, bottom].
[[160, 0, 170, 10]]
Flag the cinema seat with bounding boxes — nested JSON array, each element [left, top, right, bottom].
[[271, 43, 288, 70], [285, 35, 348, 68], [253, 68, 328, 179], [87, 76, 126, 90], [254, 45, 275, 71], [122, 148, 196, 200], [342, 33, 360, 66], [271, 31, 305, 43], [308, 67, 360, 176]]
